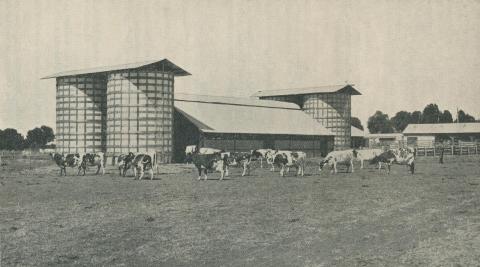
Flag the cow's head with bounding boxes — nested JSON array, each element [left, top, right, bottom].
[[352, 149, 358, 158], [318, 156, 332, 171]]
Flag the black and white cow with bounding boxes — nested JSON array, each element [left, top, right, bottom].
[[370, 147, 416, 174], [131, 152, 157, 180], [78, 152, 105, 176], [319, 149, 358, 174], [229, 152, 254, 177], [51, 153, 82, 176], [251, 149, 274, 169], [116, 152, 136, 176], [272, 151, 307, 177], [191, 152, 226, 180], [355, 148, 384, 169]]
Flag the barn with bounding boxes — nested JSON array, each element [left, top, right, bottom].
[[43, 59, 360, 163], [403, 122, 480, 146], [172, 93, 334, 162]]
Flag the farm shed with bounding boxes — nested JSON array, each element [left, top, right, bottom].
[[252, 85, 361, 150], [172, 94, 334, 162], [351, 126, 366, 148], [403, 123, 480, 146], [42, 59, 190, 162], [366, 133, 405, 148]]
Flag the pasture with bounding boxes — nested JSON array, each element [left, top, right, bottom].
[[1, 156, 480, 266]]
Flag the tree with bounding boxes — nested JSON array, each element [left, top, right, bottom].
[[422, 104, 441, 123], [439, 110, 453, 123], [25, 125, 55, 149], [456, 110, 476, 123], [391, 111, 412, 132], [351, 117, 364, 130], [0, 128, 25, 150], [367, 111, 394, 134], [411, 111, 422, 124]]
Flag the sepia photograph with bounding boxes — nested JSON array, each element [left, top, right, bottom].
[[1, 0, 479, 266]]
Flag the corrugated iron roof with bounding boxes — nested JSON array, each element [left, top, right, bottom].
[[366, 133, 404, 139], [175, 93, 300, 110], [174, 96, 333, 136], [351, 126, 365, 137], [251, 84, 362, 97], [42, 58, 190, 79], [403, 123, 480, 135]]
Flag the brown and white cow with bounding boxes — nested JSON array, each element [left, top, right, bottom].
[[319, 149, 358, 174], [229, 152, 254, 177], [78, 152, 105, 176]]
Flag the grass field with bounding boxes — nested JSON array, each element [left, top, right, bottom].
[[1, 156, 480, 266]]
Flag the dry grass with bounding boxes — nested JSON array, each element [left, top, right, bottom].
[[1, 156, 480, 266]]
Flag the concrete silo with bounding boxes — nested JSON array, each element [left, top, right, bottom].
[[252, 85, 361, 150], [43, 59, 190, 162]]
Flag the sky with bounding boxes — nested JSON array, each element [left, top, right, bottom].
[[1, 0, 479, 135]]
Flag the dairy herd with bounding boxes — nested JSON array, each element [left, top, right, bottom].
[[50, 146, 416, 180]]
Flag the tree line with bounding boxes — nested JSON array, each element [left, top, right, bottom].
[[356, 104, 477, 134], [0, 126, 55, 150]]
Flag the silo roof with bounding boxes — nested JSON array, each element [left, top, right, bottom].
[[252, 84, 361, 97], [174, 94, 333, 136], [42, 58, 190, 79]]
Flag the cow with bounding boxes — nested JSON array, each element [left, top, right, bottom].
[[272, 151, 307, 177], [229, 152, 254, 176], [116, 152, 136, 176], [51, 153, 82, 176], [185, 145, 223, 163], [251, 149, 274, 168], [191, 152, 226, 180], [355, 148, 384, 169], [131, 152, 157, 180], [78, 152, 105, 176], [370, 147, 416, 174], [319, 149, 358, 174], [266, 150, 292, 172]]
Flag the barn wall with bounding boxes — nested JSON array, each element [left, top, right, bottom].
[[172, 111, 201, 162], [201, 133, 333, 157]]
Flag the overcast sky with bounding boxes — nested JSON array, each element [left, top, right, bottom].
[[1, 0, 479, 135]]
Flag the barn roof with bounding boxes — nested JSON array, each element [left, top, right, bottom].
[[251, 84, 361, 97], [351, 126, 365, 137], [174, 94, 333, 136], [403, 123, 480, 135], [42, 58, 190, 79]]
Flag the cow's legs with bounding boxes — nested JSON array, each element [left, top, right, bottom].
[[333, 162, 337, 174], [101, 162, 105, 175], [360, 159, 364, 169], [260, 158, 263, 168], [351, 160, 354, 173], [225, 166, 229, 177], [149, 168, 154, 180], [204, 169, 208, 180], [138, 166, 144, 180], [197, 168, 202, 180], [96, 164, 100, 175], [387, 164, 391, 174]]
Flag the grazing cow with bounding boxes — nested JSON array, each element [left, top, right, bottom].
[[370, 147, 415, 174], [78, 152, 105, 176], [355, 148, 384, 169], [319, 149, 358, 174], [191, 152, 226, 180], [131, 152, 157, 180], [229, 152, 254, 176], [273, 151, 306, 177], [116, 152, 136, 176], [251, 149, 274, 168], [51, 153, 82, 176]]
